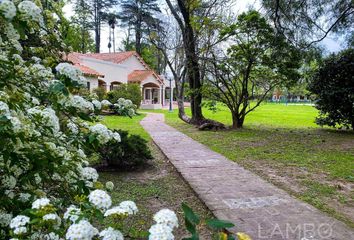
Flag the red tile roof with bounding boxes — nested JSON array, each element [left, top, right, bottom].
[[82, 51, 138, 65], [74, 64, 104, 77], [66, 51, 163, 83], [65, 52, 103, 77], [128, 70, 155, 83]]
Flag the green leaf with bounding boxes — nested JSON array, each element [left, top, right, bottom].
[[88, 134, 96, 143], [49, 81, 68, 96], [184, 217, 197, 235], [181, 203, 200, 225], [205, 219, 235, 230]]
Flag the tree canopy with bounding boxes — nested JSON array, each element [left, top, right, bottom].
[[206, 11, 301, 128], [309, 48, 354, 130]]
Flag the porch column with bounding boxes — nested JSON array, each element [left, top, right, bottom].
[[162, 86, 165, 106], [141, 86, 144, 104], [158, 87, 162, 104]]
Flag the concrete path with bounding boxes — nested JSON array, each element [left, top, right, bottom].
[[140, 113, 354, 240]]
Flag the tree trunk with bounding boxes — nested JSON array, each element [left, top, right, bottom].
[[135, 13, 142, 55], [81, 28, 86, 53], [175, 71, 191, 123], [231, 112, 244, 129], [95, 26, 100, 53], [135, 29, 142, 55], [94, 0, 100, 53], [178, 0, 204, 124]]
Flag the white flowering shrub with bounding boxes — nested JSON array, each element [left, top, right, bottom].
[[111, 98, 137, 117], [0, 1, 178, 239]]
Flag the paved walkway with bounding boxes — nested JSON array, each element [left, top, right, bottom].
[[140, 113, 354, 240]]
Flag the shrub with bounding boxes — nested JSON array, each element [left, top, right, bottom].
[[107, 84, 142, 108], [309, 48, 354, 130], [98, 129, 153, 169], [93, 86, 107, 101], [111, 97, 137, 117], [0, 1, 177, 239]]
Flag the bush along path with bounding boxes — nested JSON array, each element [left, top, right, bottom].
[[140, 113, 354, 240]]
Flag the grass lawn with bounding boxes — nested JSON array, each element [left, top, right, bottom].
[[100, 113, 150, 140], [149, 103, 354, 227]]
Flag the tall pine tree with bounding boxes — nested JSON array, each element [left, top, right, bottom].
[[118, 0, 162, 55], [72, 0, 117, 53]]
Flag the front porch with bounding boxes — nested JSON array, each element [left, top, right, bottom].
[[141, 83, 163, 109]]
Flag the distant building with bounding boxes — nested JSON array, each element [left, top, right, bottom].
[[67, 51, 175, 109], [272, 89, 310, 103]]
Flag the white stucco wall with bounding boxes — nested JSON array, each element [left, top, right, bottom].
[[79, 55, 165, 96], [80, 57, 130, 88], [141, 75, 162, 87], [121, 56, 146, 72], [85, 76, 98, 92]]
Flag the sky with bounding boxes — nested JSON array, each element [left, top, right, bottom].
[[62, 0, 344, 54]]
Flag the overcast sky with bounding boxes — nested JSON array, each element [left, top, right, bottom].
[[62, 0, 343, 54]]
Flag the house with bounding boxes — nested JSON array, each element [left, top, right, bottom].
[[66, 51, 175, 109], [271, 88, 310, 103]]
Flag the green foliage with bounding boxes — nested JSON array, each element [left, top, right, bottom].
[[141, 44, 165, 73], [98, 129, 153, 169], [118, 0, 161, 54], [181, 203, 237, 240], [261, 0, 354, 46], [309, 48, 354, 130], [93, 86, 107, 101], [61, 22, 95, 53], [209, 10, 301, 128], [107, 84, 142, 108]]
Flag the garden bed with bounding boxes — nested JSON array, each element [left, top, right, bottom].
[[99, 142, 215, 239]]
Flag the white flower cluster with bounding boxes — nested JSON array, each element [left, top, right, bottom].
[[81, 167, 99, 182], [149, 224, 175, 240], [18, 1, 43, 25], [55, 63, 85, 85], [153, 209, 179, 229], [149, 209, 178, 240], [67, 121, 79, 135], [43, 213, 61, 227], [0, 101, 10, 116], [104, 201, 138, 217], [65, 220, 98, 240], [1, 175, 17, 189], [99, 227, 124, 240], [32, 197, 50, 209], [65, 95, 94, 113], [63, 205, 81, 223], [101, 100, 112, 107], [92, 99, 102, 110], [112, 98, 136, 117], [30, 63, 54, 81], [27, 107, 60, 134], [89, 123, 121, 144], [88, 190, 112, 211], [0, 0, 16, 20], [18, 193, 31, 202], [10, 215, 30, 236], [105, 181, 114, 191], [44, 232, 61, 240], [0, 210, 12, 227]]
